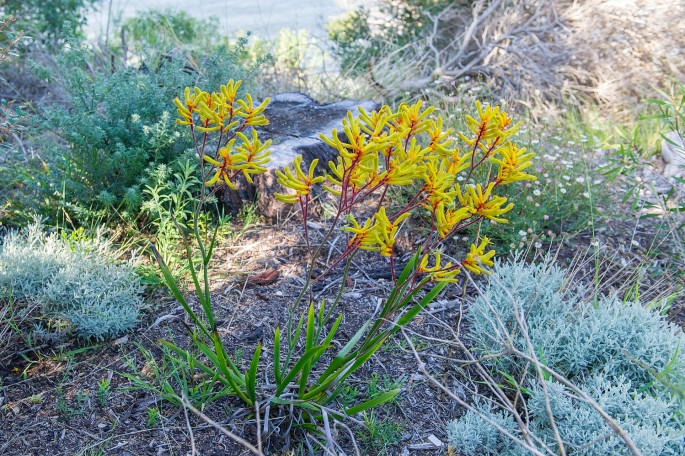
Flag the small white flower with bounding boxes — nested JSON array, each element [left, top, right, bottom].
[[131, 113, 141, 123], [583, 192, 590, 198], [518, 230, 527, 237], [534, 242, 542, 249], [533, 189, 541, 196], [560, 188, 567, 194], [543, 215, 550, 220], [562, 175, 570, 181]]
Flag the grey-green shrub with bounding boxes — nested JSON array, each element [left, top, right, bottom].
[[0, 221, 143, 339], [447, 398, 527, 456], [465, 258, 685, 388], [447, 257, 685, 455], [526, 374, 683, 455]]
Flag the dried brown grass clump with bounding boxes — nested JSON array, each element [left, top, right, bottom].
[[363, 0, 685, 115]]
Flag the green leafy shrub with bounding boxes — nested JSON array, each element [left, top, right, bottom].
[[117, 10, 221, 61], [1, 0, 99, 48], [487, 137, 597, 250], [0, 220, 143, 339], [447, 258, 685, 455], [30, 39, 254, 223]]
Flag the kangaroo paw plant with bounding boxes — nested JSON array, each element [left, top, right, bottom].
[[151, 80, 535, 449]]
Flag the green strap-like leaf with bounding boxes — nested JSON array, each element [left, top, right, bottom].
[[344, 388, 400, 416], [273, 327, 282, 385], [245, 343, 262, 404], [150, 242, 210, 338], [276, 345, 330, 396]]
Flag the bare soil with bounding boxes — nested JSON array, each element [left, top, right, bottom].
[[1, 200, 683, 455]]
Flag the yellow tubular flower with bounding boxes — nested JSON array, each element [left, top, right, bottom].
[[394, 101, 435, 138], [204, 138, 238, 188], [418, 252, 460, 283], [458, 182, 514, 223], [372, 208, 411, 257], [358, 106, 394, 139], [274, 155, 325, 204], [463, 237, 496, 275], [442, 147, 471, 176], [220, 79, 242, 107], [491, 143, 536, 185], [460, 101, 522, 157], [422, 159, 457, 209], [237, 94, 270, 127], [173, 87, 208, 125], [425, 118, 454, 155], [232, 130, 272, 183], [432, 203, 470, 238], [343, 215, 380, 253]]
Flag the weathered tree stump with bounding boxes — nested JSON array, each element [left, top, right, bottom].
[[219, 93, 379, 222]]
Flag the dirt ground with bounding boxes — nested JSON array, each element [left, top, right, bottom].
[[1, 189, 683, 456]]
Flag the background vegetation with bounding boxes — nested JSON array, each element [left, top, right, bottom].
[[0, 1, 683, 455]]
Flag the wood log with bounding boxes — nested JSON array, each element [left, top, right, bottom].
[[219, 92, 379, 222]]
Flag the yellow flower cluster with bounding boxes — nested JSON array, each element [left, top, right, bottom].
[[272, 99, 535, 277], [273, 100, 535, 275], [343, 209, 411, 257], [173, 80, 272, 189], [274, 156, 325, 204]]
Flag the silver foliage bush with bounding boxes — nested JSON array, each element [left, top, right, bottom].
[[527, 374, 683, 455], [447, 257, 685, 455], [0, 220, 143, 339], [447, 398, 527, 456]]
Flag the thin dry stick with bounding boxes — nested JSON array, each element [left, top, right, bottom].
[[400, 329, 549, 456], [255, 401, 263, 454], [413, 308, 557, 455], [181, 394, 197, 456], [181, 396, 264, 456], [321, 408, 335, 454], [468, 271, 643, 456], [334, 419, 361, 456], [509, 347, 643, 456], [479, 271, 568, 456]]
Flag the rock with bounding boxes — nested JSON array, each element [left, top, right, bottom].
[[662, 131, 685, 177], [219, 92, 379, 222]]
